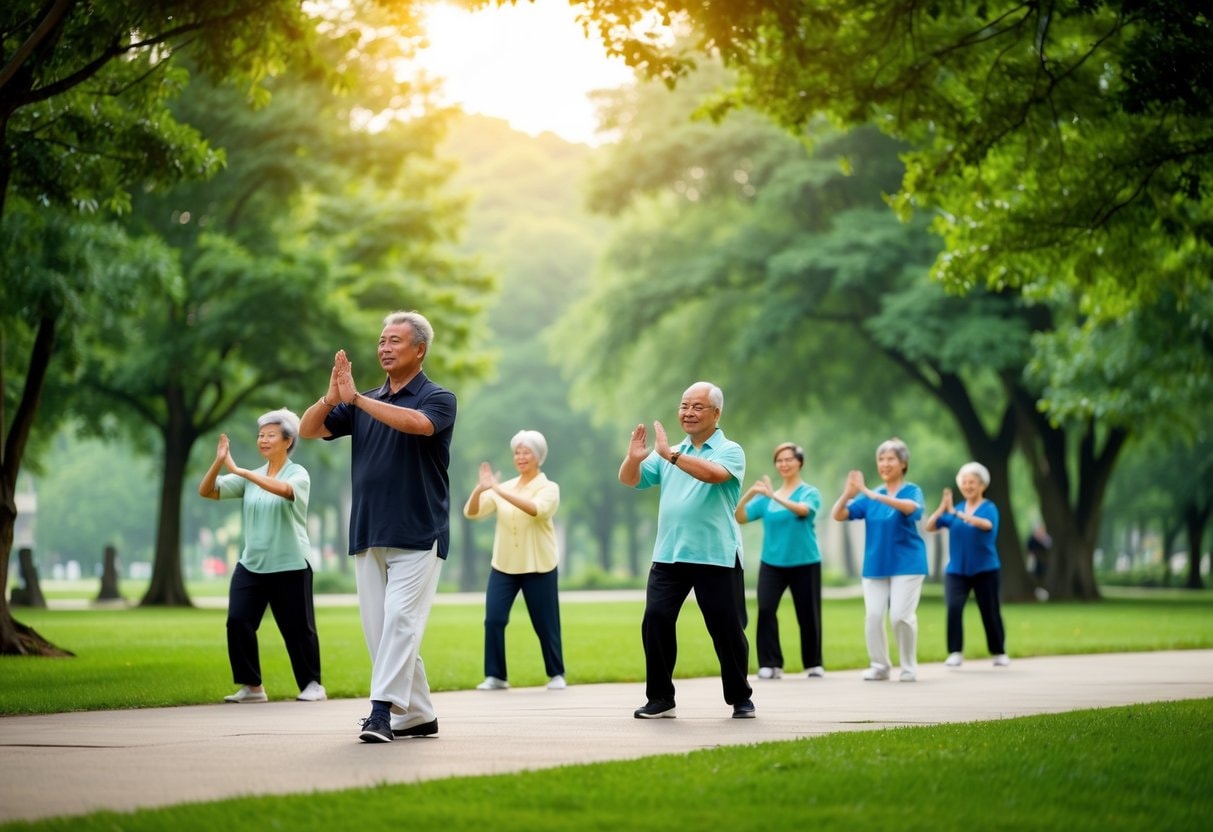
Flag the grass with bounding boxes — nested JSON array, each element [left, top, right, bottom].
[[3, 589, 1211, 715], [4, 699, 1210, 832]]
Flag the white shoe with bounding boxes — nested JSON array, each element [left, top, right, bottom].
[[899, 670, 918, 682], [224, 685, 267, 703], [296, 681, 327, 701], [862, 666, 890, 681], [757, 667, 783, 679], [806, 666, 825, 678], [945, 652, 964, 667], [993, 654, 1011, 667], [476, 676, 509, 690], [546, 675, 567, 690]]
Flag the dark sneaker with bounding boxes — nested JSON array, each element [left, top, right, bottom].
[[732, 699, 756, 719], [359, 714, 393, 743], [633, 699, 676, 719], [392, 718, 439, 738]]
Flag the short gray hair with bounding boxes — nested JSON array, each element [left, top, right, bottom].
[[956, 461, 991, 488], [685, 381, 724, 413], [383, 310, 434, 350], [876, 437, 910, 473], [258, 408, 301, 455], [510, 429, 548, 465]]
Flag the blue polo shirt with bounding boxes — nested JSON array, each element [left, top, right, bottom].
[[635, 428, 745, 568], [323, 371, 456, 558], [845, 483, 928, 578], [936, 500, 1001, 575]]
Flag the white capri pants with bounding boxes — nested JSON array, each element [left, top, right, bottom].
[[861, 574, 926, 674]]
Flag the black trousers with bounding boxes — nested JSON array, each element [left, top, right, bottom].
[[641, 559, 752, 706], [484, 567, 565, 680], [945, 569, 1006, 655], [227, 562, 322, 690], [756, 561, 823, 669]]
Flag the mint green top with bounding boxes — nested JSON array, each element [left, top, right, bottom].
[[635, 428, 746, 568], [216, 461, 311, 573]]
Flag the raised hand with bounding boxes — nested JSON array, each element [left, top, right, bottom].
[[627, 423, 650, 461]]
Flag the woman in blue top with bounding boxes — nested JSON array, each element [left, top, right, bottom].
[[736, 442, 824, 679], [925, 461, 1010, 668], [831, 437, 928, 682], [199, 408, 324, 704]]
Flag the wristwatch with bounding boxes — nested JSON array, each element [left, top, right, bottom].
[[669, 451, 681, 465]]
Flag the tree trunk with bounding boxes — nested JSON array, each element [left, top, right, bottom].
[[0, 318, 71, 655], [140, 404, 195, 606], [1184, 501, 1209, 590], [591, 486, 616, 573], [458, 512, 481, 592]]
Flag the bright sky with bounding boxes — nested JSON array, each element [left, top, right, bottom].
[[408, 0, 634, 145]]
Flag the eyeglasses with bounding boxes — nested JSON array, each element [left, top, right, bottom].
[[678, 403, 714, 413]]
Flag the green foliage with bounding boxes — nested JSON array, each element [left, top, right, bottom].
[[579, 1, 1213, 318]]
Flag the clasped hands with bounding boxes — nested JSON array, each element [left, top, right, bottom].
[[627, 421, 675, 461], [328, 350, 359, 405]]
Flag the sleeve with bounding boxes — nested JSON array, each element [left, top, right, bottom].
[[936, 511, 956, 529], [798, 485, 821, 519], [636, 451, 662, 490], [215, 473, 246, 500], [904, 484, 925, 521], [285, 464, 310, 509], [978, 500, 1000, 536], [847, 494, 869, 521], [745, 495, 770, 522], [533, 480, 560, 520], [464, 490, 498, 519], [417, 387, 457, 435], [715, 441, 745, 483]]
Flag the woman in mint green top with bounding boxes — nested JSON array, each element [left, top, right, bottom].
[[199, 408, 324, 704], [736, 442, 824, 680]]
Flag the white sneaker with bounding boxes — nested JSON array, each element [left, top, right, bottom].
[[476, 676, 509, 690], [806, 666, 825, 678], [223, 685, 267, 703], [296, 681, 327, 701], [862, 666, 890, 681], [546, 675, 567, 690], [899, 670, 918, 682], [945, 652, 964, 667], [993, 654, 1011, 667], [757, 667, 783, 679]]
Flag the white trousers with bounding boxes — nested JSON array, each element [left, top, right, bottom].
[[862, 575, 925, 674], [354, 545, 443, 722]]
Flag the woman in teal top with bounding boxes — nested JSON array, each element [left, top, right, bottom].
[[199, 408, 324, 704], [736, 442, 825, 680]]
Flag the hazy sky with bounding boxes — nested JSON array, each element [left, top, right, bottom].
[[409, 0, 634, 145]]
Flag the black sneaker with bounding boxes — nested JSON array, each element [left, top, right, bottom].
[[732, 699, 756, 719], [393, 718, 439, 738], [633, 699, 677, 719], [359, 714, 393, 743]]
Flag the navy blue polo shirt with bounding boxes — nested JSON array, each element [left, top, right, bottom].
[[323, 371, 457, 558]]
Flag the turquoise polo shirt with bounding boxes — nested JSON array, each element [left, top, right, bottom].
[[635, 428, 745, 568], [216, 460, 311, 574]]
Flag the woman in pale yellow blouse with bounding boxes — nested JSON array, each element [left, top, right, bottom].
[[464, 429, 565, 691]]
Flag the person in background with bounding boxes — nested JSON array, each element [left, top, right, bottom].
[[831, 437, 928, 682], [299, 310, 456, 743], [464, 429, 566, 691], [925, 462, 1010, 668], [735, 442, 825, 680], [199, 408, 325, 704], [619, 381, 754, 720]]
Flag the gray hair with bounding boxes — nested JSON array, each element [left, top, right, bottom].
[[876, 437, 910, 473], [510, 429, 549, 465], [258, 408, 301, 455], [383, 310, 434, 351], [956, 461, 991, 488], [686, 380, 724, 413]]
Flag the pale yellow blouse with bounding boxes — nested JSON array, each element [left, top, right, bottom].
[[464, 473, 560, 574]]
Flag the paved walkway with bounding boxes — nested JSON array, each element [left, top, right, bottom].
[[2, 650, 1211, 824]]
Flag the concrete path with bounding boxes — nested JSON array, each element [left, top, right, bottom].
[[2, 650, 1211, 824]]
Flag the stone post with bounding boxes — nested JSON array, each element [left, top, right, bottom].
[[10, 547, 48, 608]]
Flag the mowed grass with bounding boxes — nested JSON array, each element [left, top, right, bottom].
[[2, 589, 1211, 715], [3, 699, 1210, 832]]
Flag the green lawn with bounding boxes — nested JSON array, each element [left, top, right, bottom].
[[2, 590, 1211, 832], [3, 589, 1211, 715], [3, 699, 1210, 832]]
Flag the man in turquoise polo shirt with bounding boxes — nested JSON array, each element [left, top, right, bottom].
[[619, 381, 755, 720]]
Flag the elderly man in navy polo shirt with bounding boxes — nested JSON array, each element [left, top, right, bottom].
[[619, 381, 755, 720], [300, 310, 456, 743]]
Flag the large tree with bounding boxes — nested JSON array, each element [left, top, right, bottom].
[[570, 0, 1212, 317]]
